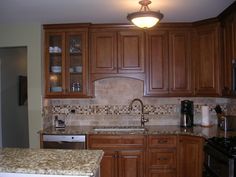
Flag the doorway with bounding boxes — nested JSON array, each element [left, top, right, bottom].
[[0, 47, 29, 148]]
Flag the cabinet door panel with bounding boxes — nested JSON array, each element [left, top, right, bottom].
[[45, 32, 65, 96], [222, 12, 236, 95], [90, 31, 117, 74], [65, 32, 88, 96], [169, 31, 192, 96], [101, 151, 117, 177], [177, 136, 203, 177], [119, 150, 144, 177], [193, 23, 221, 96], [145, 30, 169, 96], [118, 31, 145, 73]]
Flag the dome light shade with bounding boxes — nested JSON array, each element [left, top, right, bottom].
[[127, 0, 163, 29]]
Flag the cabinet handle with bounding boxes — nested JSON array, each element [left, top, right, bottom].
[[158, 140, 168, 144], [158, 157, 168, 161], [113, 154, 119, 158]]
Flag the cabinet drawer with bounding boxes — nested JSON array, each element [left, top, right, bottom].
[[148, 135, 176, 148], [88, 135, 146, 149], [148, 149, 176, 169], [149, 169, 176, 177]]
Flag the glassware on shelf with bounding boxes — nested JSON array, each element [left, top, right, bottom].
[[51, 66, 62, 73], [71, 82, 81, 92], [69, 39, 81, 53]]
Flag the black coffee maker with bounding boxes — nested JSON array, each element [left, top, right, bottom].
[[180, 100, 194, 127]]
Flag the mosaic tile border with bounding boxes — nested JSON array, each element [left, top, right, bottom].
[[43, 103, 228, 116]]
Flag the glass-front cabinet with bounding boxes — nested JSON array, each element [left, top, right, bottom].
[[44, 27, 89, 98]]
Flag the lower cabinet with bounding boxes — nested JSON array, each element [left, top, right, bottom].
[[88, 134, 145, 177], [177, 135, 204, 177], [100, 150, 144, 177], [100, 150, 117, 177], [147, 135, 177, 177], [88, 134, 203, 177], [118, 150, 144, 177]]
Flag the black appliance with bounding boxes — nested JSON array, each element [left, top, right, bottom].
[[180, 100, 194, 127], [204, 137, 236, 177]]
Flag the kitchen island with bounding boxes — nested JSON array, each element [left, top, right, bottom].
[[0, 148, 103, 177]]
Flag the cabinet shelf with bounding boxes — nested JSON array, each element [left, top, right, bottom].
[[69, 52, 82, 56], [49, 52, 62, 55], [69, 72, 83, 75]]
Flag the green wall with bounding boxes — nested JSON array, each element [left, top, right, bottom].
[[0, 23, 42, 148]]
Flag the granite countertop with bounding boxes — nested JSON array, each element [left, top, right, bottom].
[[40, 125, 236, 139], [0, 148, 103, 176]]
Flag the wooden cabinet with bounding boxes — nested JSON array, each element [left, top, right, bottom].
[[44, 25, 90, 98], [221, 7, 236, 96], [192, 21, 221, 96], [88, 134, 145, 177], [169, 30, 192, 96], [145, 30, 169, 96], [119, 150, 144, 177], [100, 150, 117, 177], [147, 135, 177, 177], [145, 28, 192, 96], [90, 28, 145, 75], [90, 31, 117, 74], [177, 135, 204, 177]]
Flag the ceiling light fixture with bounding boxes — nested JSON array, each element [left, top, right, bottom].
[[127, 0, 164, 29]]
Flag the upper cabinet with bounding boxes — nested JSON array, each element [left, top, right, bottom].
[[145, 27, 192, 97], [169, 29, 192, 96], [90, 28, 145, 75], [44, 25, 90, 98], [43, 3, 236, 99], [145, 30, 169, 96], [90, 31, 117, 74], [221, 4, 236, 96], [192, 21, 221, 96]]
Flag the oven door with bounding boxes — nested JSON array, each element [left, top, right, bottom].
[[204, 144, 235, 177]]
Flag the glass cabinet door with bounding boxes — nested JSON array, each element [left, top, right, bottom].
[[45, 29, 88, 98], [66, 33, 85, 94], [46, 33, 64, 94]]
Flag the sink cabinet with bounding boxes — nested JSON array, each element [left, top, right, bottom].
[[44, 24, 90, 98], [88, 134, 145, 177]]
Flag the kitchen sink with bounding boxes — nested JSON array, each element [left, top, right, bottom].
[[93, 126, 146, 132]]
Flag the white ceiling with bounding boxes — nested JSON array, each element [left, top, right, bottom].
[[0, 0, 235, 25]]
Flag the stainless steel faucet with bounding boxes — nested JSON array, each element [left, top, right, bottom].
[[129, 98, 149, 127]]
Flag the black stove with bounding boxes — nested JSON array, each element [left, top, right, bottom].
[[207, 137, 236, 157], [204, 136, 236, 177]]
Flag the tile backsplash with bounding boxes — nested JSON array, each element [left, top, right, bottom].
[[43, 78, 235, 128]]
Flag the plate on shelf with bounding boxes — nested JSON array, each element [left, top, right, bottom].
[[74, 66, 82, 73], [51, 66, 62, 73], [51, 87, 62, 92]]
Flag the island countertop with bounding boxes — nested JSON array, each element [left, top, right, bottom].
[[0, 148, 103, 177]]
